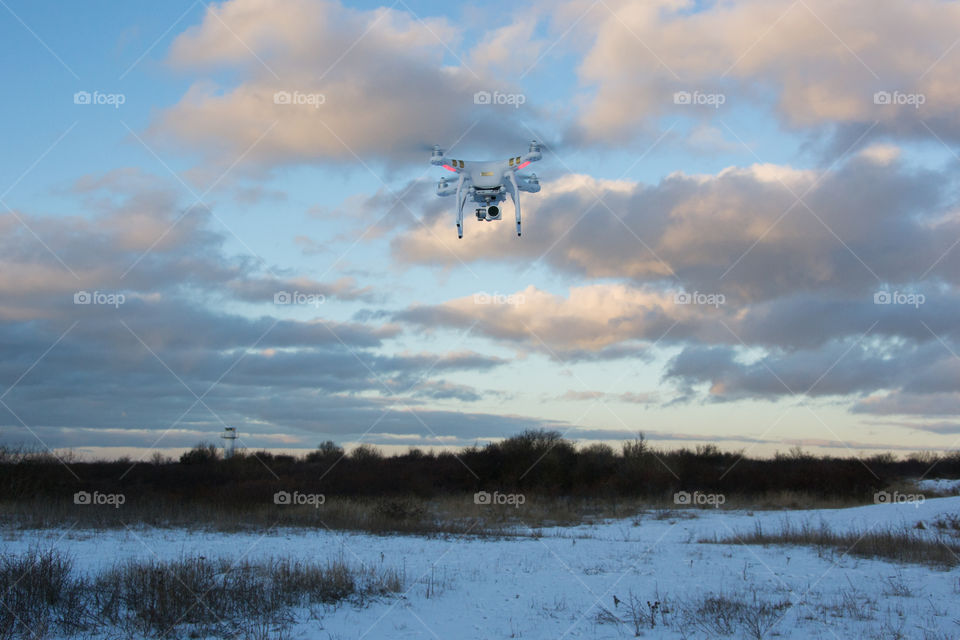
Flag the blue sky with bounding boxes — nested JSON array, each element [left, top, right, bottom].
[[3, 0, 960, 460]]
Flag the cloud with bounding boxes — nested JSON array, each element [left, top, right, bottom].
[[558, 390, 657, 404], [567, 0, 960, 146], [853, 391, 960, 418], [0, 170, 375, 320], [408, 380, 486, 402], [151, 0, 536, 174], [663, 340, 888, 399], [391, 152, 960, 365], [392, 277, 959, 403], [227, 275, 375, 303], [468, 18, 544, 77], [661, 329, 960, 403], [868, 420, 960, 435], [397, 284, 684, 355], [394, 155, 960, 304]]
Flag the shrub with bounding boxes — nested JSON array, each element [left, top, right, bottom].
[[179, 442, 220, 465]]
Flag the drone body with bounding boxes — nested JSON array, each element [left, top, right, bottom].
[[430, 141, 542, 238]]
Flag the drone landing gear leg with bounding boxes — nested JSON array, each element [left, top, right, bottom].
[[455, 174, 467, 239], [506, 171, 522, 237]]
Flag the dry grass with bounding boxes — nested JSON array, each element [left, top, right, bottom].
[[0, 549, 403, 639], [706, 520, 960, 568], [690, 591, 790, 639], [931, 513, 960, 537], [0, 496, 497, 536], [0, 549, 87, 639], [0, 491, 891, 539], [596, 588, 790, 639], [0, 495, 615, 536]]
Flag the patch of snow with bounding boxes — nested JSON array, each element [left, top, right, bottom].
[[915, 477, 960, 495]]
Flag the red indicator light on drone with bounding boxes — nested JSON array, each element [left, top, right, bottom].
[[442, 164, 457, 172], [517, 161, 531, 169]]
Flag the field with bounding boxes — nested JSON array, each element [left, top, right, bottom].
[[2, 471, 959, 639], [3, 440, 960, 638]]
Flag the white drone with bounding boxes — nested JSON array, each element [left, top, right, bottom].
[[431, 140, 542, 238]]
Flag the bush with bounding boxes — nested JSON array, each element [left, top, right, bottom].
[[305, 440, 343, 463], [179, 442, 220, 465]]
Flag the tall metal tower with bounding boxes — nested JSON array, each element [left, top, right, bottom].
[[222, 427, 238, 459]]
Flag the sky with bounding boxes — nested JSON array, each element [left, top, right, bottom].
[[2, 0, 960, 460]]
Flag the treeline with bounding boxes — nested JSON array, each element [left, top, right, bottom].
[[1, 430, 957, 506]]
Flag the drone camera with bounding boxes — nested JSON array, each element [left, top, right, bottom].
[[475, 206, 501, 221]]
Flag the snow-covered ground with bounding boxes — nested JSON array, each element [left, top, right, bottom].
[[916, 477, 960, 495], [4, 497, 959, 639]]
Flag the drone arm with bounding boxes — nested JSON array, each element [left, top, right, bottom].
[[506, 171, 522, 237], [516, 141, 542, 168]]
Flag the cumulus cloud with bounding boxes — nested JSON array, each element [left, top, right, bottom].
[[151, 0, 537, 173], [397, 284, 684, 354], [468, 18, 544, 77], [568, 0, 960, 145], [395, 155, 960, 304]]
